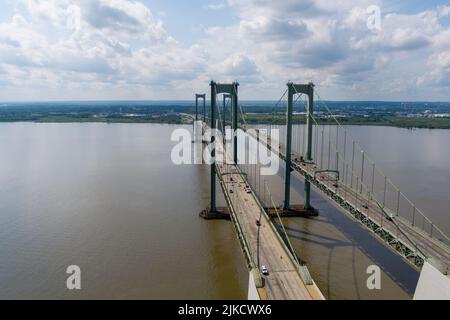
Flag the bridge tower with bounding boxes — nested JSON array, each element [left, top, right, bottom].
[[283, 82, 318, 215], [195, 94, 206, 122], [201, 81, 239, 219]]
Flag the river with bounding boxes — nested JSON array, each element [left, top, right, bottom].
[[0, 122, 448, 299]]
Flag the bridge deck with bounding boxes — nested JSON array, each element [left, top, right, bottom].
[[253, 130, 450, 274], [201, 121, 324, 300], [216, 162, 324, 300], [298, 158, 450, 272]]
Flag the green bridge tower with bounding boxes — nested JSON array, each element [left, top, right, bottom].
[[284, 82, 317, 214]]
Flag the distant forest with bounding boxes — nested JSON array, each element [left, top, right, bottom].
[[1, 101, 450, 129]]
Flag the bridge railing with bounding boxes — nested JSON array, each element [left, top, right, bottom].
[[208, 90, 449, 255], [243, 121, 450, 253], [312, 122, 450, 250], [237, 154, 302, 267], [285, 88, 450, 252], [219, 162, 257, 269]]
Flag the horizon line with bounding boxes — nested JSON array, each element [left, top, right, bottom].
[[1, 99, 450, 104]]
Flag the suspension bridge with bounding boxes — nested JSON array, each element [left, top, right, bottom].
[[193, 81, 450, 300]]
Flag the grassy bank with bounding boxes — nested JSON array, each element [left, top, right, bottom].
[[0, 114, 193, 124], [240, 114, 450, 129], [1, 113, 450, 129]]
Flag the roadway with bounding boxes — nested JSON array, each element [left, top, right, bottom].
[[205, 128, 324, 300], [216, 161, 324, 300]]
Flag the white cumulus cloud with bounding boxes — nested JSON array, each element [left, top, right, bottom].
[[0, 0, 450, 100]]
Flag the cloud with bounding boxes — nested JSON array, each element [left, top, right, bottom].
[[388, 29, 430, 50], [218, 0, 450, 99], [1, 0, 450, 100], [240, 17, 310, 41], [0, 0, 204, 99], [418, 51, 450, 87], [79, 0, 167, 41], [221, 54, 258, 76], [206, 3, 226, 11], [228, 0, 328, 19]]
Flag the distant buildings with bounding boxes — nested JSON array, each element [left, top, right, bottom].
[[432, 113, 450, 118]]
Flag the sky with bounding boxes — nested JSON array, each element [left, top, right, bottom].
[[0, 0, 450, 101]]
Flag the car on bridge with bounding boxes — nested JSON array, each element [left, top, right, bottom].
[[261, 265, 269, 276]]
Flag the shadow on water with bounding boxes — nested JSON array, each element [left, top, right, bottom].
[[276, 165, 419, 296], [281, 226, 352, 248], [277, 224, 358, 298]]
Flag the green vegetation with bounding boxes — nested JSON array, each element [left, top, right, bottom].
[[241, 114, 450, 129], [377, 117, 450, 129], [2, 112, 450, 129], [1, 101, 450, 129], [1, 114, 192, 125]]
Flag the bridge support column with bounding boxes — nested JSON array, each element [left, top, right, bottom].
[[223, 94, 232, 146], [210, 83, 217, 213], [195, 95, 198, 121], [283, 84, 294, 210], [194, 94, 206, 144], [223, 95, 226, 145], [193, 121, 203, 163], [195, 94, 206, 122], [232, 84, 239, 164], [304, 84, 314, 210]]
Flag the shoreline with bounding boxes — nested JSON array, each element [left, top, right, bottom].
[[1, 116, 450, 129]]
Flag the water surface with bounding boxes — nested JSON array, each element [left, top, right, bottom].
[[0, 123, 247, 299], [0, 123, 448, 299]]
